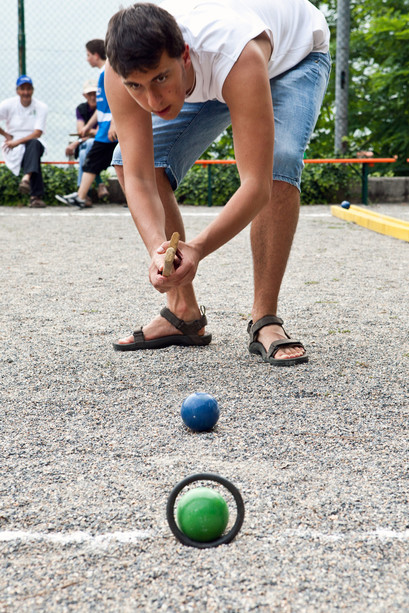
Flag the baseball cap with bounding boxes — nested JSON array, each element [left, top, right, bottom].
[[83, 79, 97, 94], [16, 75, 33, 87]]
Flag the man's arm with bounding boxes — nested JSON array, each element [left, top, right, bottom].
[[0, 103, 12, 140], [105, 61, 168, 254], [76, 117, 96, 137], [66, 115, 98, 157], [189, 36, 274, 260], [0, 126, 13, 141], [3, 129, 43, 149], [79, 109, 98, 137], [107, 117, 117, 142]]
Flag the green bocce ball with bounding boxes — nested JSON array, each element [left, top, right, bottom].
[[176, 487, 229, 542]]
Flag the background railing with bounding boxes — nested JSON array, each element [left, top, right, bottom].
[[195, 158, 398, 206]]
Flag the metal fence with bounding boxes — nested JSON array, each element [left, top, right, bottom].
[[1, 0, 161, 162]]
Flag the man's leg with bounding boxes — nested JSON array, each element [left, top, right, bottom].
[[21, 139, 45, 196], [77, 171, 97, 200], [115, 167, 205, 345], [56, 171, 95, 207], [57, 141, 115, 207], [250, 181, 305, 360], [77, 139, 94, 186], [113, 100, 231, 346], [78, 141, 115, 200], [249, 51, 331, 362]]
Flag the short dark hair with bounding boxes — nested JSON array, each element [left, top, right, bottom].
[[105, 3, 185, 77], [86, 39, 106, 61]]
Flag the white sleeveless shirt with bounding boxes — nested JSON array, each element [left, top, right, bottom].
[[160, 0, 330, 103]]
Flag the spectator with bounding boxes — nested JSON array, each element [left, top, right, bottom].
[[65, 79, 108, 206], [0, 75, 48, 208], [57, 39, 116, 208]]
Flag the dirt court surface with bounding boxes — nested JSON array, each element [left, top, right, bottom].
[[1, 203, 408, 612]]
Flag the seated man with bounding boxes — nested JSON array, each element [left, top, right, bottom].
[[104, 1, 331, 365], [65, 80, 108, 206], [0, 75, 48, 208]]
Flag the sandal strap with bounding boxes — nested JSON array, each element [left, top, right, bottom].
[[247, 315, 284, 341], [132, 328, 145, 341], [267, 338, 305, 359], [160, 306, 207, 335]]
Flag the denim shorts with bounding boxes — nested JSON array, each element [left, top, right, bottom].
[[112, 51, 331, 191]]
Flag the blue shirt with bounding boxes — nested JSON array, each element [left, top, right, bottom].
[[95, 66, 117, 143]]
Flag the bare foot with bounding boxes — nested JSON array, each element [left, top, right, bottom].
[[115, 312, 205, 346], [256, 323, 306, 361]]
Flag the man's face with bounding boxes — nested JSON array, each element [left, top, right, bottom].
[[17, 83, 33, 107], [83, 91, 97, 108], [121, 47, 191, 120], [87, 50, 100, 68]]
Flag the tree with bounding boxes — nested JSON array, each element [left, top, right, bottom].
[[309, 0, 409, 174]]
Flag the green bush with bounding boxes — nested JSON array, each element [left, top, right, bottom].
[[0, 152, 359, 208], [175, 163, 239, 206], [42, 165, 78, 204], [300, 162, 359, 204], [0, 164, 78, 206], [175, 156, 359, 206], [175, 125, 239, 206], [0, 166, 21, 205]]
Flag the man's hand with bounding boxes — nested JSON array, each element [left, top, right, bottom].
[[3, 138, 20, 151], [65, 142, 79, 157], [108, 121, 117, 142], [2, 130, 42, 153], [148, 240, 201, 293], [108, 126, 117, 142]]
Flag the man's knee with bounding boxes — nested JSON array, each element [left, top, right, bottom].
[[25, 138, 43, 155], [23, 139, 44, 168], [271, 180, 300, 204], [155, 167, 173, 194], [155, 166, 171, 183], [272, 151, 303, 190]]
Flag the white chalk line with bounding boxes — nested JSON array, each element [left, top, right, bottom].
[[0, 529, 152, 548], [0, 211, 219, 218], [1, 527, 408, 548], [0, 210, 331, 219], [271, 528, 409, 543]]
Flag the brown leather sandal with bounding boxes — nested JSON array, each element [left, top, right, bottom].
[[248, 315, 308, 366], [113, 306, 211, 351], [18, 179, 31, 194]]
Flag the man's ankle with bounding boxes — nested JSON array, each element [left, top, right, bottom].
[[166, 302, 201, 321], [251, 310, 278, 323]]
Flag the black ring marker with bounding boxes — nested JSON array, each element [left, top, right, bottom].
[[166, 473, 245, 549]]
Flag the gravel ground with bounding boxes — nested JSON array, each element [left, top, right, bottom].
[[1, 203, 408, 612]]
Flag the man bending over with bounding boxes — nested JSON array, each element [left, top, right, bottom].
[[105, 0, 330, 365]]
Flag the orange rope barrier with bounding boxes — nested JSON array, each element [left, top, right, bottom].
[[0, 160, 78, 164], [0, 156, 399, 206], [41, 160, 78, 165], [0, 157, 398, 166], [194, 157, 397, 166], [193, 157, 398, 206], [304, 157, 396, 167], [194, 159, 236, 165]]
